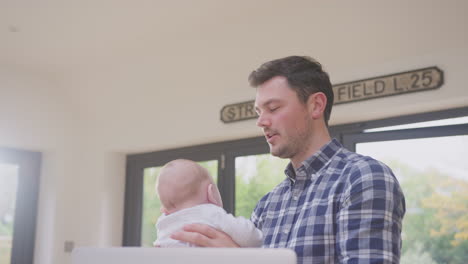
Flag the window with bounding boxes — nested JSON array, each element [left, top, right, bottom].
[[340, 107, 468, 264], [234, 154, 288, 218], [124, 107, 468, 264], [123, 139, 247, 246]]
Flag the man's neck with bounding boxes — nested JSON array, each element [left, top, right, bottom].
[[290, 128, 331, 169]]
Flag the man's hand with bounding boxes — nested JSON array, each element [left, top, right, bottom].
[[170, 223, 240, 247]]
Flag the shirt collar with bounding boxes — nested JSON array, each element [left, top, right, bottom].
[[284, 138, 343, 182]]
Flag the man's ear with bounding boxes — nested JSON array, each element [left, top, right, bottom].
[[207, 183, 223, 207], [308, 92, 327, 120]]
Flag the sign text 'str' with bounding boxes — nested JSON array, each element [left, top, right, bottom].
[[220, 100, 257, 124]]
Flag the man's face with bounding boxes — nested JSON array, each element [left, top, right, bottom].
[[254, 76, 314, 161]]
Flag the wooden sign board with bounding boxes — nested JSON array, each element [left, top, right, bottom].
[[220, 100, 256, 124], [220, 66, 443, 123], [333, 66, 443, 104]]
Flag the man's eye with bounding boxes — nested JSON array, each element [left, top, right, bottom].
[[270, 107, 279, 112]]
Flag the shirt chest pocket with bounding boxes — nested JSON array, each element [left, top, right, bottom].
[[261, 208, 284, 232], [293, 202, 335, 238]]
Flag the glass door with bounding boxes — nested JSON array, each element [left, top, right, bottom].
[[0, 148, 40, 264], [0, 163, 18, 264]]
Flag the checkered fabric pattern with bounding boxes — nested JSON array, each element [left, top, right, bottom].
[[251, 139, 406, 264]]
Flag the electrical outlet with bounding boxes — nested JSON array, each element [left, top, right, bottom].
[[64, 240, 75, 253]]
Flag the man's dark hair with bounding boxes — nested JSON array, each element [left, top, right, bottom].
[[248, 56, 334, 125]]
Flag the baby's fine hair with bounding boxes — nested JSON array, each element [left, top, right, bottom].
[[156, 159, 213, 211]]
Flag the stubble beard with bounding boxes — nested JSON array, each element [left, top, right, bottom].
[[270, 118, 314, 162], [269, 142, 288, 159], [269, 134, 300, 160]]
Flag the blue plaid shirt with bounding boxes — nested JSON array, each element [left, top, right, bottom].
[[251, 139, 406, 264]]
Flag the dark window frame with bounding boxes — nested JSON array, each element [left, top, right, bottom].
[[0, 147, 41, 264], [123, 137, 268, 246], [123, 106, 468, 246]]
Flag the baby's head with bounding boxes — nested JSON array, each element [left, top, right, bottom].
[[156, 159, 223, 214]]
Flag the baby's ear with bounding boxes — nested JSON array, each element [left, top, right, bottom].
[[207, 183, 223, 207]]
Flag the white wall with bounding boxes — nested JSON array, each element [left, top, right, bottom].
[[0, 65, 76, 264], [0, 65, 127, 263], [0, 1, 467, 264]]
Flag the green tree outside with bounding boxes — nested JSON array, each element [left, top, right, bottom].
[[387, 160, 468, 264], [235, 154, 288, 218]]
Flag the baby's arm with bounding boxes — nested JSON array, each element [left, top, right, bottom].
[[171, 224, 239, 247], [219, 214, 263, 247]]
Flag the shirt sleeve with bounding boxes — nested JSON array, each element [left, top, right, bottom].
[[336, 159, 406, 263], [250, 192, 270, 230], [218, 213, 264, 247]]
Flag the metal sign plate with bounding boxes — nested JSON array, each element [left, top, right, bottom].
[[333, 66, 443, 104], [220, 100, 257, 123], [220, 67, 444, 123]]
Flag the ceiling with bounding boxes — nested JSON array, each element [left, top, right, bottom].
[[3, 1, 466, 77], [1, 1, 307, 76], [3, 1, 439, 77]]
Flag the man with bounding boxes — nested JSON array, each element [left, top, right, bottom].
[[172, 56, 406, 264]]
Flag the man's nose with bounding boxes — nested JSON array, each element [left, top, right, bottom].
[[256, 113, 271, 127]]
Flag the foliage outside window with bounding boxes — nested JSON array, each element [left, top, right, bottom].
[[358, 135, 468, 264], [392, 160, 468, 264], [235, 154, 288, 219]]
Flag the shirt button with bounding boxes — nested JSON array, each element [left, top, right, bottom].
[[283, 229, 289, 234], [293, 195, 299, 201]]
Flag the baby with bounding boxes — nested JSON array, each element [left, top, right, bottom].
[[154, 159, 263, 247]]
